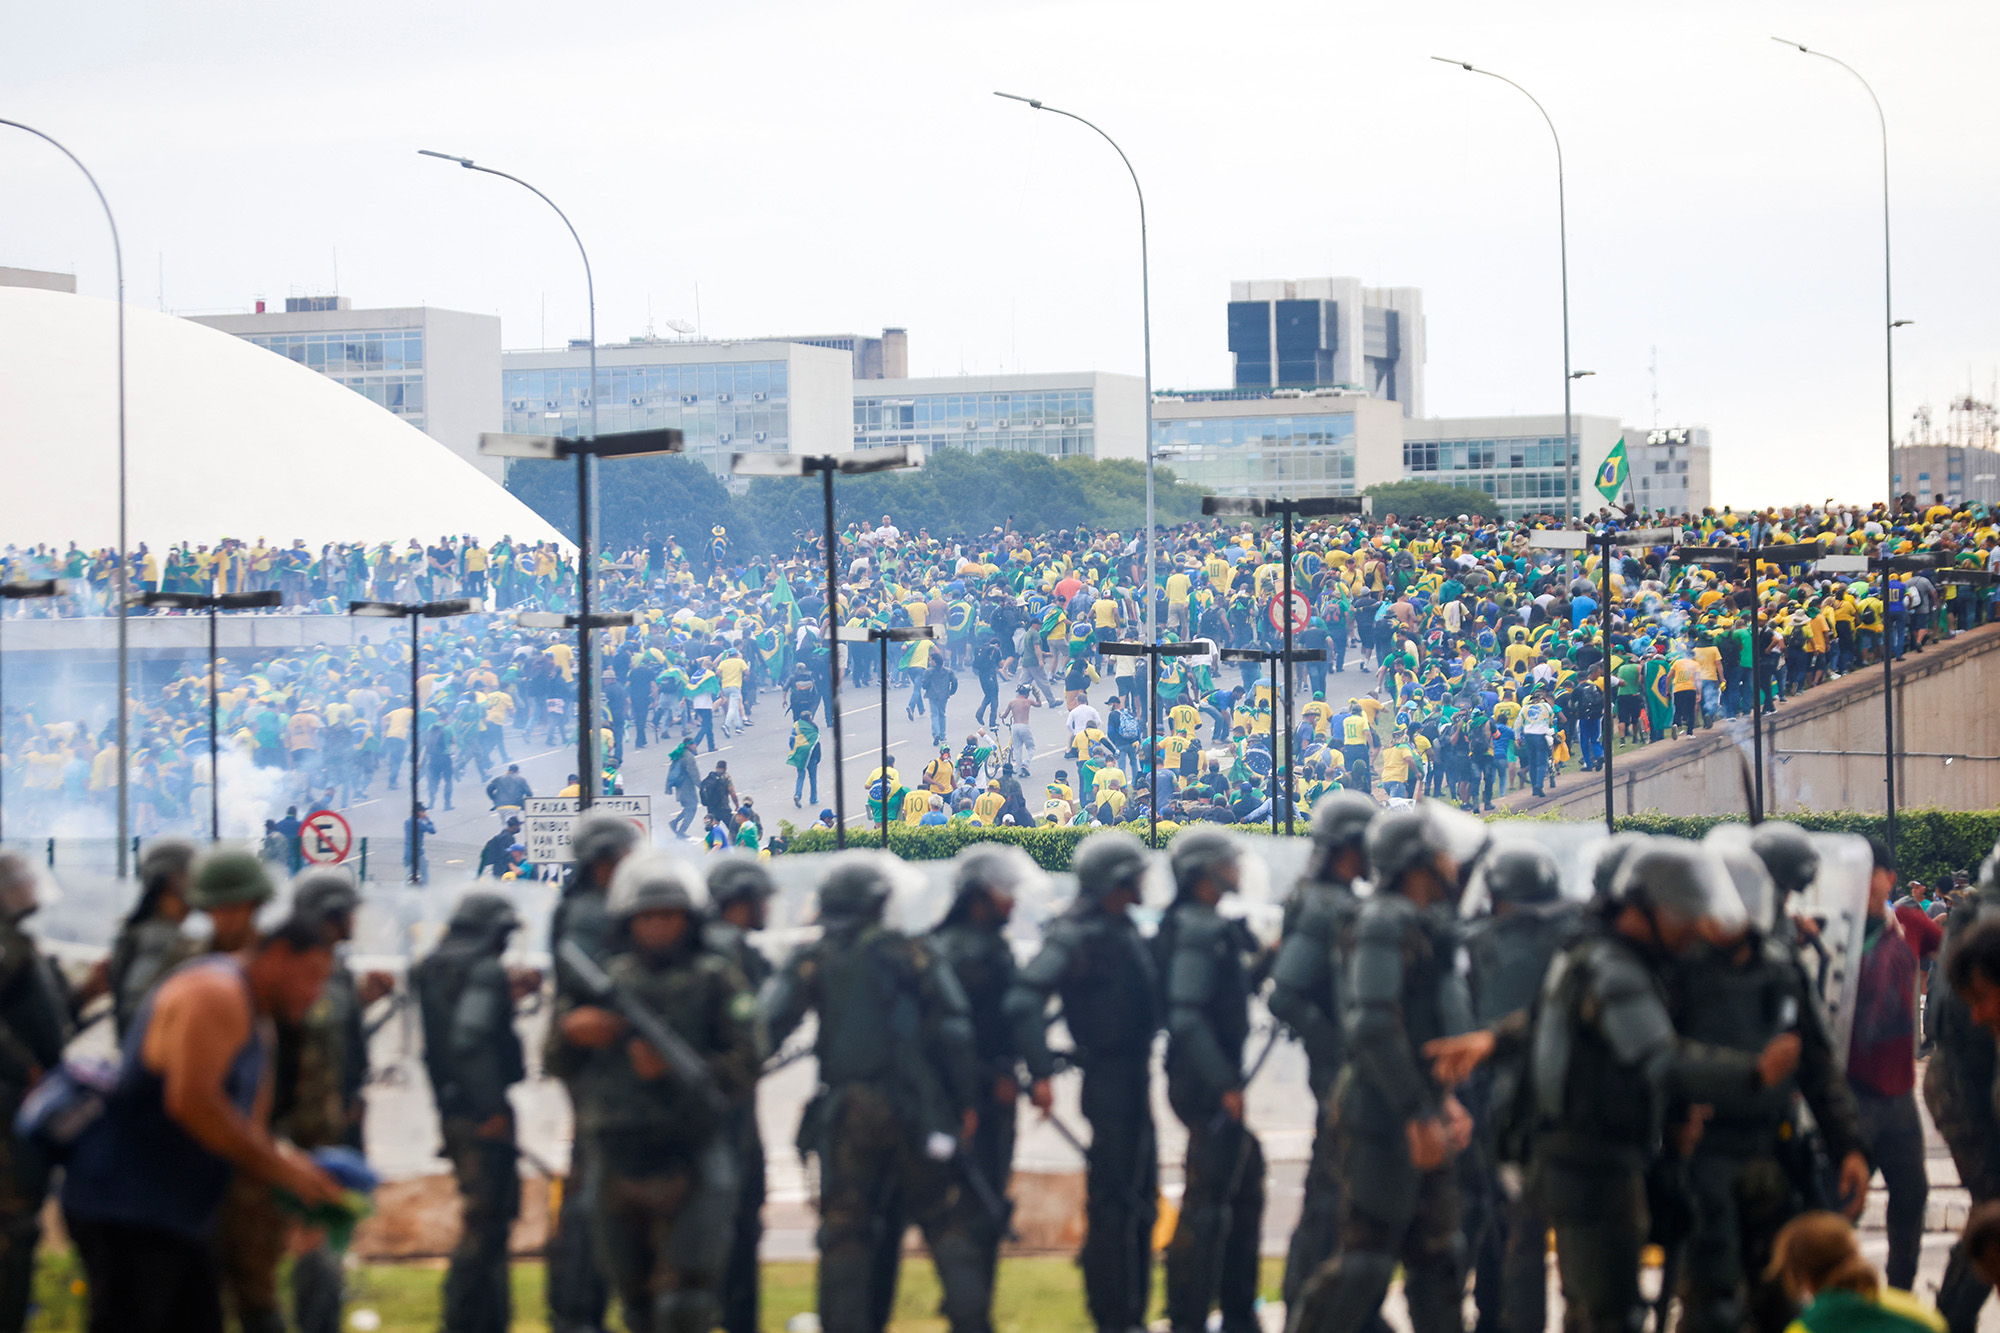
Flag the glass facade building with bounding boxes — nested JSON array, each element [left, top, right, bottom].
[[852, 386, 1095, 457], [1154, 412, 1359, 498], [1401, 433, 1580, 516], [503, 358, 792, 469], [244, 328, 427, 429]]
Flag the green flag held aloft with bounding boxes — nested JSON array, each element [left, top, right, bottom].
[[1595, 437, 1630, 503]]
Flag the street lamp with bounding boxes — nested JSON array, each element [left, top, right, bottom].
[[1868, 549, 1942, 851], [833, 624, 938, 850], [1099, 639, 1208, 848], [1218, 645, 1324, 832], [1431, 59, 1578, 540], [734, 445, 922, 849], [515, 606, 640, 795], [480, 426, 682, 807], [0, 579, 68, 844], [130, 589, 282, 841], [1203, 495, 1364, 832], [994, 91, 1158, 644], [1, 118, 131, 878], [1772, 38, 1904, 860], [349, 597, 480, 883]]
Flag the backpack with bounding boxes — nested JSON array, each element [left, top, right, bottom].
[[700, 772, 729, 810]]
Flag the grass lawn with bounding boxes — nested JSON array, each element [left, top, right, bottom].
[[30, 1251, 1285, 1332]]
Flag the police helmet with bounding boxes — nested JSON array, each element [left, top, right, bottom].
[[1609, 839, 1744, 929], [707, 854, 776, 908], [1310, 790, 1378, 854], [1366, 801, 1489, 894], [137, 837, 199, 889], [292, 866, 362, 931], [1749, 822, 1819, 899], [447, 891, 522, 938], [571, 811, 641, 867], [1071, 831, 1150, 904], [817, 851, 893, 921], [953, 844, 1041, 900], [1168, 827, 1240, 895], [1482, 843, 1562, 906], [1705, 825, 1776, 932], [610, 853, 704, 919], [1590, 832, 1653, 903]]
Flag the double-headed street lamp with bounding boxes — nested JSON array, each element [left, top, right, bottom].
[[993, 91, 1159, 644], [1099, 639, 1208, 848], [0, 580, 69, 844], [1204, 495, 1363, 831], [1, 118, 132, 879], [130, 589, 282, 840], [480, 426, 683, 807], [349, 598, 480, 883], [733, 444, 922, 850], [1218, 644, 1324, 833], [517, 607, 640, 792], [834, 623, 939, 850]]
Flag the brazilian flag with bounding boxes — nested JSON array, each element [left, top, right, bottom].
[[1641, 656, 1674, 737], [1595, 438, 1631, 503]]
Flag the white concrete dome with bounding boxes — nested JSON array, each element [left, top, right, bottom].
[[0, 286, 565, 552]]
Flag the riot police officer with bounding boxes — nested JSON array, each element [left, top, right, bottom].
[[1462, 842, 1581, 1333], [416, 892, 529, 1333], [1291, 802, 1484, 1333], [108, 836, 197, 1038], [1003, 831, 1160, 1333], [0, 852, 73, 1333], [555, 854, 761, 1333], [1157, 828, 1264, 1333], [1675, 831, 1869, 1333], [1924, 838, 2000, 1333], [1267, 791, 1375, 1311], [1427, 838, 1804, 1333], [763, 852, 989, 1333], [547, 812, 643, 1333], [929, 846, 1050, 1298], [705, 854, 778, 1333]]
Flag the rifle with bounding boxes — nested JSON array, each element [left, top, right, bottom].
[[557, 940, 730, 1119]]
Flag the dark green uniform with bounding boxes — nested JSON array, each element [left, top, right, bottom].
[[1266, 873, 1364, 1310], [276, 964, 369, 1333], [929, 916, 1025, 1295], [1524, 925, 1767, 1333], [1004, 896, 1160, 1333], [1291, 894, 1469, 1333], [0, 918, 71, 1333], [416, 933, 525, 1333], [1675, 934, 1867, 1333], [548, 875, 619, 1333], [764, 917, 989, 1333], [705, 918, 773, 1333], [1923, 889, 2000, 1333], [554, 941, 761, 1333], [106, 916, 183, 1040], [1159, 899, 1264, 1333]]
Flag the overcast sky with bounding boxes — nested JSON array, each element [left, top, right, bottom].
[[5, 0, 1997, 507]]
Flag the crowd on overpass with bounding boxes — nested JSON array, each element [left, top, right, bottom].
[[2, 495, 1997, 844]]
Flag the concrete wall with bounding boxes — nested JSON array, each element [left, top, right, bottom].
[[424, 307, 504, 482], [1509, 621, 2000, 818]]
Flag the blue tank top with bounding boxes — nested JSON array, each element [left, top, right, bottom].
[[61, 954, 268, 1239]]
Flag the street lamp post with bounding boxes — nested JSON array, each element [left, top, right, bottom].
[[350, 598, 480, 883], [479, 427, 682, 806], [1099, 639, 1207, 848], [1204, 495, 1363, 831], [0, 119, 130, 877], [422, 149, 605, 799], [0, 580, 69, 845], [132, 589, 282, 840], [1772, 38, 1905, 859], [1431, 60, 1577, 539], [994, 92, 1158, 644], [839, 624, 938, 849], [734, 445, 922, 849], [1867, 549, 1942, 844], [1219, 645, 1325, 832]]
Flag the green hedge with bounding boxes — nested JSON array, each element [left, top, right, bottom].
[[779, 808, 2000, 888]]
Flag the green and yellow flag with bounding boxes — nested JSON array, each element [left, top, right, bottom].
[[1595, 437, 1631, 503]]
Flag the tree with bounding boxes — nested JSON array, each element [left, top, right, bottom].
[[505, 454, 735, 554], [1362, 479, 1500, 523]]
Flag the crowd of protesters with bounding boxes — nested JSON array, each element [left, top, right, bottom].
[[3, 494, 1997, 846]]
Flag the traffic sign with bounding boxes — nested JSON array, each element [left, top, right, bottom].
[[523, 796, 653, 864], [299, 809, 353, 864], [1267, 592, 1311, 635]]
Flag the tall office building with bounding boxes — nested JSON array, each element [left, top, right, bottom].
[[1226, 278, 1425, 416], [851, 371, 1146, 461], [191, 297, 503, 480], [761, 327, 908, 379]]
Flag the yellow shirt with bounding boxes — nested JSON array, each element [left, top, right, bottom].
[[1166, 572, 1192, 606], [717, 657, 748, 690], [384, 707, 414, 740], [1380, 744, 1415, 784], [1168, 703, 1201, 738], [1160, 734, 1193, 767], [548, 643, 575, 682], [1670, 658, 1702, 693], [900, 788, 933, 825], [1092, 598, 1118, 629], [973, 790, 1006, 823], [1693, 645, 1723, 682]]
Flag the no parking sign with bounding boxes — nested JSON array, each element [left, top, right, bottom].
[[299, 809, 353, 864]]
